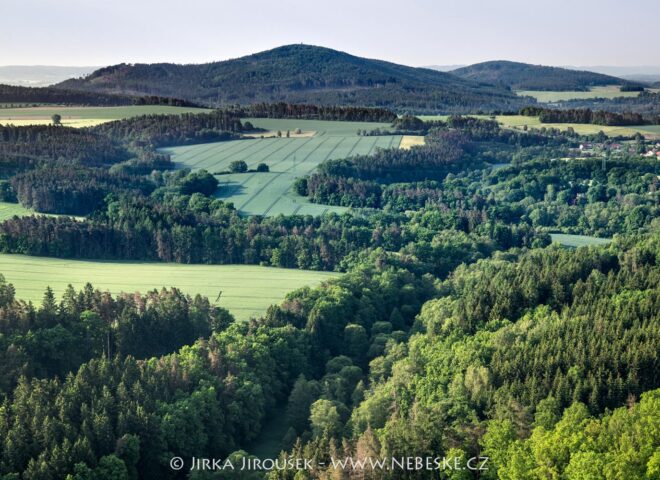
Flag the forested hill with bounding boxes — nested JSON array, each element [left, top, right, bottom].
[[0, 83, 200, 107], [451, 60, 633, 91], [55, 44, 531, 113]]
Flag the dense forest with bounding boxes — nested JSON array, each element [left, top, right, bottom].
[[556, 91, 660, 116], [520, 106, 658, 126], [55, 45, 533, 114], [0, 229, 657, 479], [231, 104, 397, 122], [0, 83, 200, 107], [450, 61, 631, 91]]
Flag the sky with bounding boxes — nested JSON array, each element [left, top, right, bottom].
[[2, 0, 659, 68]]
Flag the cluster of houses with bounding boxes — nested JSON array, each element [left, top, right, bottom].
[[572, 142, 660, 159], [641, 144, 660, 158]]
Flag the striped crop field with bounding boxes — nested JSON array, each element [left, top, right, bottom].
[[163, 118, 402, 216], [0, 253, 338, 321]]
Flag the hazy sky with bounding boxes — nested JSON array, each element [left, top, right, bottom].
[[2, 0, 659, 67]]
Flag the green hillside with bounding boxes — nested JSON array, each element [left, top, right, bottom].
[[56, 44, 530, 113], [452, 60, 633, 91]]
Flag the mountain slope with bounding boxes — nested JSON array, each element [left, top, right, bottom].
[[0, 83, 200, 107], [452, 60, 633, 91], [56, 45, 530, 113]]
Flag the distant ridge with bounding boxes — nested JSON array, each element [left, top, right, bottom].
[[451, 60, 635, 91], [0, 66, 99, 87], [56, 45, 531, 113]]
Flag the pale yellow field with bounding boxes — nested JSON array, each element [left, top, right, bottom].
[[418, 114, 658, 138], [0, 105, 211, 128], [399, 135, 425, 149], [0, 118, 108, 127], [516, 86, 660, 102]]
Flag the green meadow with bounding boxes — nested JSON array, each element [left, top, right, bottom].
[[550, 233, 612, 247], [0, 201, 37, 221], [0, 253, 338, 321], [164, 118, 401, 216]]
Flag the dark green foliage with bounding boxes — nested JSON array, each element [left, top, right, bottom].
[[0, 83, 200, 107], [0, 180, 16, 202], [520, 106, 656, 126], [179, 169, 219, 196], [11, 167, 153, 214], [0, 124, 131, 174], [556, 91, 660, 116], [93, 110, 243, 147], [256, 163, 269, 172], [229, 160, 248, 173], [452, 60, 631, 91], [0, 194, 542, 272], [0, 281, 232, 395], [56, 45, 532, 114], [233, 103, 397, 122], [620, 84, 645, 92], [293, 177, 308, 196]]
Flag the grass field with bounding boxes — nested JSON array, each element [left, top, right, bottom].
[[0, 253, 338, 321], [550, 233, 612, 247], [516, 86, 660, 102], [164, 118, 400, 216], [418, 114, 659, 138], [0, 202, 38, 221], [0, 105, 211, 127]]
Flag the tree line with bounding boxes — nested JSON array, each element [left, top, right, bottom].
[[520, 106, 658, 126], [0, 83, 201, 107]]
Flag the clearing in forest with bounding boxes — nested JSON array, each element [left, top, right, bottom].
[[0, 253, 338, 321], [165, 118, 402, 216]]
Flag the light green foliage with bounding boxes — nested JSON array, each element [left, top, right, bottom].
[[309, 399, 342, 438], [0, 253, 337, 321], [0, 201, 36, 221], [485, 390, 660, 479]]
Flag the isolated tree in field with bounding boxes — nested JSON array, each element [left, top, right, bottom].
[[51, 114, 62, 126], [277, 130, 282, 138], [286, 130, 290, 138], [180, 169, 218, 195], [229, 160, 248, 173], [294, 177, 308, 196], [256, 163, 269, 172]]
